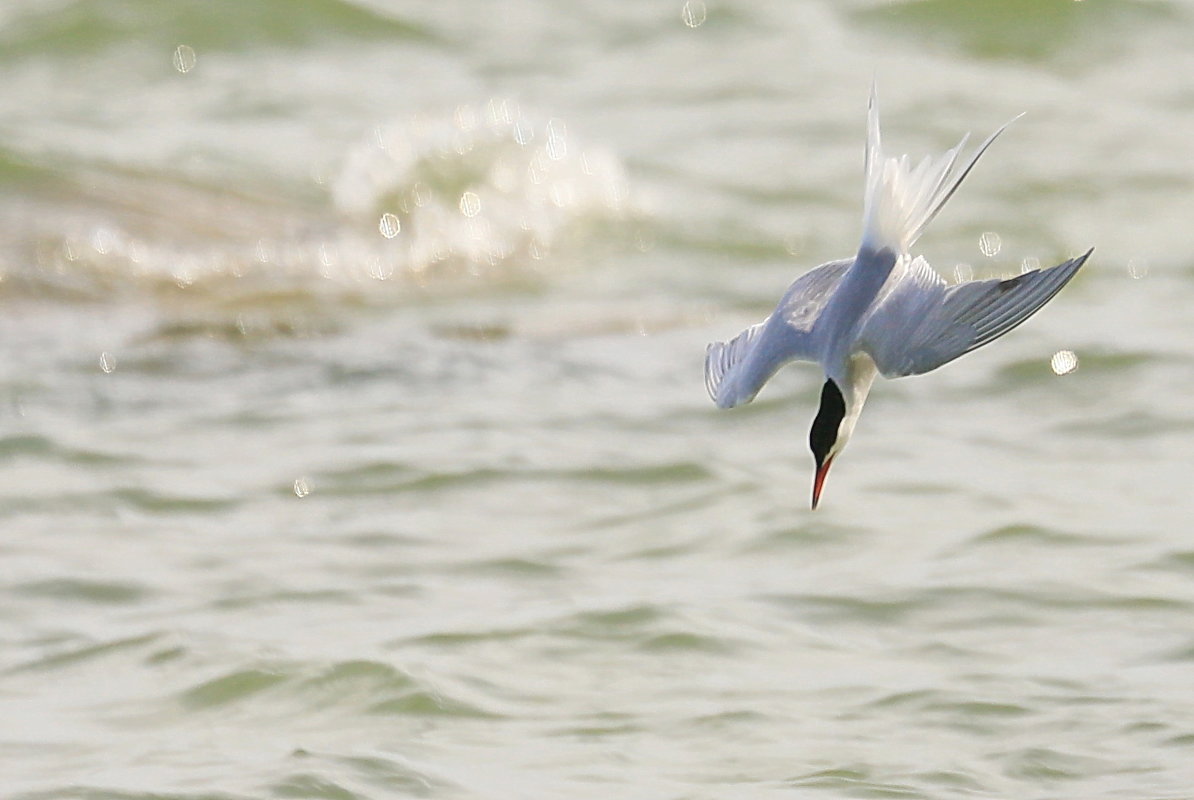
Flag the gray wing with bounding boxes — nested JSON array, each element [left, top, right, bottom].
[[859, 249, 1092, 377], [705, 258, 851, 408]]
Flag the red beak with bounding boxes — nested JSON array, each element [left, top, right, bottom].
[[811, 456, 834, 510]]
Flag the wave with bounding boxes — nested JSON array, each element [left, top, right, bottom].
[[331, 98, 634, 278], [0, 0, 435, 59], [0, 99, 636, 306], [177, 658, 498, 718]]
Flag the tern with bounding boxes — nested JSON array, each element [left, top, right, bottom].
[[704, 89, 1091, 509]]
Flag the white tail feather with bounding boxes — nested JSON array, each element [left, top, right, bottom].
[[860, 86, 1019, 255]]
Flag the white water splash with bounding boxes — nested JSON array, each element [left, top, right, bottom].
[[333, 98, 634, 277], [16, 100, 637, 301]]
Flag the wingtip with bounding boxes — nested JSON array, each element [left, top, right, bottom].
[[1067, 247, 1095, 271]]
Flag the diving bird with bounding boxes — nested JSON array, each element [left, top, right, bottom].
[[704, 89, 1091, 509]]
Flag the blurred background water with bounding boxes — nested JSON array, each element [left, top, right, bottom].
[[3, 0, 1194, 797]]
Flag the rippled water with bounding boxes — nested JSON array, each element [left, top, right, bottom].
[[5, 1, 1194, 797]]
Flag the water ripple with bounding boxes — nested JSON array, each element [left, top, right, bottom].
[[960, 523, 1109, 549], [268, 773, 364, 800], [763, 584, 1194, 630], [997, 746, 1113, 782], [7, 632, 162, 674], [176, 660, 499, 720], [14, 789, 248, 800], [12, 578, 151, 606], [787, 765, 929, 799], [179, 668, 291, 710], [313, 461, 713, 497], [0, 434, 129, 466]]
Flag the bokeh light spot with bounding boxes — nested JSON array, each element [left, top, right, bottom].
[[682, 0, 708, 28], [379, 212, 401, 239], [545, 119, 568, 161], [368, 257, 395, 281], [1050, 349, 1078, 376], [513, 120, 535, 146], [979, 231, 1002, 257], [172, 45, 196, 74], [459, 191, 482, 218]]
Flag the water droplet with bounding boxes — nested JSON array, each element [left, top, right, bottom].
[[317, 242, 336, 268], [545, 119, 567, 161], [1050, 350, 1078, 376], [682, 0, 708, 28], [368, 257, 395, 280], [99, 352, 116, 374], [550, 181, 575, 209], [410, 183, 430, 208], [459, 191, 481, 218], [635, 229, 656, 253], [453, 104, 477, 131], [978, 231, 1002, 257], [1128, 258, 1149, 279], [485, 97, 515, 127], [527, 152, 549, 185], [293, 478, 311, 498], [513, 119, 535, 146], [450, 130, 473, 157], [172, 44, 196, 74], [91, 228, 114, 255], [784, 234, 806, 256], [379, 212, 401, 238], [1020, 256, 1040, 274], [953, 263, 974, 283]]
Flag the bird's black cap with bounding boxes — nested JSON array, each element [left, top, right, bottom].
[[809, 379, 845, 468]]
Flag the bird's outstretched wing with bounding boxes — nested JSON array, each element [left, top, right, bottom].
[[859, 249, 1092, 377], [705, 258, 851, 408]]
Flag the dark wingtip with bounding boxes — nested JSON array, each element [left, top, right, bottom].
[[1063, 247, 1094, 279], [1071, 247, 1094, 270]]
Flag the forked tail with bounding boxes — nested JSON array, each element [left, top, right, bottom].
[[860, 86, 1020, 256]]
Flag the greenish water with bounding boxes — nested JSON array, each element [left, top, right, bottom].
[[3, 0, 1194, 797]]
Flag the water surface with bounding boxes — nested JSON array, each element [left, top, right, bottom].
[[4, 1, 1194, 797]]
